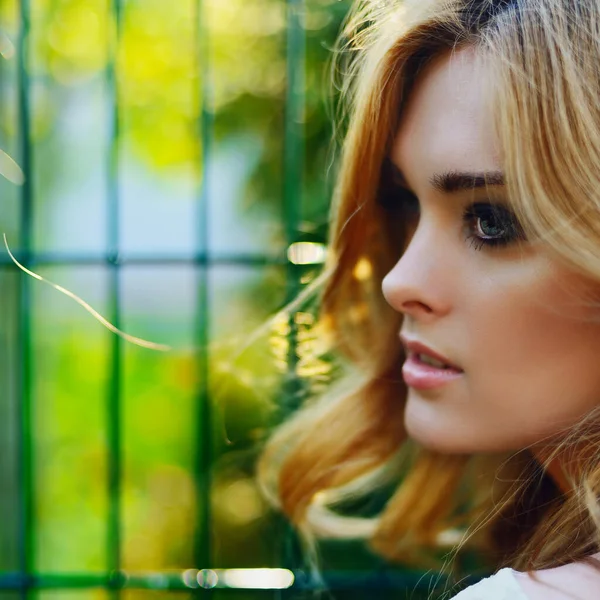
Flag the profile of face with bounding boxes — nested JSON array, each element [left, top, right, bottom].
[[382, 46, 600, 455]]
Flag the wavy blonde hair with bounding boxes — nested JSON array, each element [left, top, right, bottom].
[[258, 0, 600, 583]]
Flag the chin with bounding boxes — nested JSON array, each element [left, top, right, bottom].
[[403, 395, 460, 453], [405, 416, 528, 455], [403, 390, 510, 454], [404, 418, 458, 453], [403, 410, 485, 454], [407, 432, 472, 454]]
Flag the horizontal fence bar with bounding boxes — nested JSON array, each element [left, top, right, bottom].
[[0, 251, 325, 267], [0, 569, 466, 592]]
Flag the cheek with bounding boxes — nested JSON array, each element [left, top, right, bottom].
[[468, 262, 600, 434]]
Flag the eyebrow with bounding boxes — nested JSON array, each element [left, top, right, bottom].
[[430, 170, 505, 192], [390, 162, 505, 193]]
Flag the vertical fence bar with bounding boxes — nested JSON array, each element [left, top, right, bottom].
[[194, 0, 212, 578], [283, 0, 306, 409], [107, 0, 123, 596], [284, 0, 305, 256], [16, 0, 33, 597], [281, 0, 306, 596], [281, 0, 306, 474]]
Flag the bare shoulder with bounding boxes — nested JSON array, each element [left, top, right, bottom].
[[513, 553, 600, 600]]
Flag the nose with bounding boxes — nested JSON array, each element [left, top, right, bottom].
[[381, 219, 453, 321]]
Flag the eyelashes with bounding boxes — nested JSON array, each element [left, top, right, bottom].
[[378, 191, 526, 251], [463, 202, 526, 250]]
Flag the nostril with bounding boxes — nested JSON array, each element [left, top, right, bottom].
[[382, 275, 434, 315], [402, 300, 433, 314]]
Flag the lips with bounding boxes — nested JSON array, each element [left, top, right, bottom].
[[399, 336, 463, 372], [399, 335, 464, 390]]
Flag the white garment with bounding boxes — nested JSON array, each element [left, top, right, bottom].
[[450, 567, 529, 600]]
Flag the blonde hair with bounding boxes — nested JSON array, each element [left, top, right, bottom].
[[258, 0, 600, 585]]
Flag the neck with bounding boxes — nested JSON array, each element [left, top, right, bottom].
[[531, 442, 593, 495], [539, 453, 571, 494]]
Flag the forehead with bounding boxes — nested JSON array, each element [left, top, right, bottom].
[[391, 46, 501, 188]]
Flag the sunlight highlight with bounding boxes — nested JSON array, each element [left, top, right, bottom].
[[287, 242, 327, 265], [219, 568, 294, 589]]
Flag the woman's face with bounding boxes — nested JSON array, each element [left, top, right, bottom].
[[382, 46, 600, 454]]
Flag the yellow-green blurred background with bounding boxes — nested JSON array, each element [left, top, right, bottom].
[[0, 0, 457, 597], [0, 0, 354, 597]]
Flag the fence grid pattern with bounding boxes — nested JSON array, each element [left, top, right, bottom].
[[8, 0, 313, 595], [1, 0, 447, 596]]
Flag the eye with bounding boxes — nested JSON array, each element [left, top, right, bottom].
[[464, 203, 526, 250]]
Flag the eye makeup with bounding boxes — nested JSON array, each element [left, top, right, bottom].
[[377, 161, 526, 252], [463, 202, 526, 251]]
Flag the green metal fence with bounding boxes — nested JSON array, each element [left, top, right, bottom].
[[0, 0, 455, 598]]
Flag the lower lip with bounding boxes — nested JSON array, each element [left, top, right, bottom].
[[402, 355, 463, 390]]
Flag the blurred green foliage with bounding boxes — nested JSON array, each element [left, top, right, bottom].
[[0, 0, 367, 594], [1, 0, 348, 224], [0, 0, 473, 593]]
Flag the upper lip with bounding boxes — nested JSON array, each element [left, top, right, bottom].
[[400, 335, 463, 371]]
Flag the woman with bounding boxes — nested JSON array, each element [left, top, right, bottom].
[[258, 0, 600, 597]]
